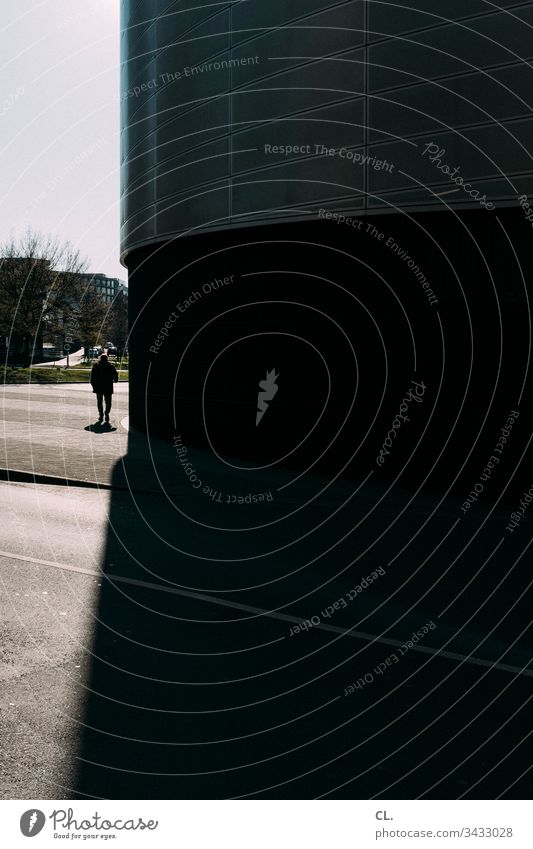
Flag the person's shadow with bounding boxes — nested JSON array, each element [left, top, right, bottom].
[[84, 421, 118, 433]]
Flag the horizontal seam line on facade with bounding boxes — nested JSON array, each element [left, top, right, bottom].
[[168, 122, 533, 185], [124, 1, 533, 106], [125, 139, 377, 195], [121, 163, 529, 227], [125, 25, 533, 92], [122, 186, 364, 227], [124, 0, 364, 118], [370, 55, 533, 96], [371, 167, 533, 194], [125, 3, 232, 111], [122, 94, 367, 175], [124, 0, 358, 60], [192, 0, 362, 57], [367, 111, 533, 147], [121, 102, 533, 194], [120, 194, 527, 261], [125, 40, 367, 133], [123, 52, 533, 166], [124, 166, 533, 219], [125, 0, 230, 42], [366, 0, 533, 49], [120, 191, 526, 248], [123, 99, 533, 203]]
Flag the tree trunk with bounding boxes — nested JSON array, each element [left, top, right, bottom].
[[21, 333, 31, 368]]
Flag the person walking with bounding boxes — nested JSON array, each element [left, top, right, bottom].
[[90, 353, 119, 423]]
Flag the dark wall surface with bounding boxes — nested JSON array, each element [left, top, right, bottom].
[[127, 207, 533, 503], [121, 0, 533, 258]]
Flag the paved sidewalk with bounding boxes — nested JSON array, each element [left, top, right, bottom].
[[0, 382, 526, 517], [32, 349, 86, 368], [0, 383, 128, 487]]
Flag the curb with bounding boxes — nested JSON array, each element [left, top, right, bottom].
[[0, 468, 115, 490], [0, 466, 186, 499]]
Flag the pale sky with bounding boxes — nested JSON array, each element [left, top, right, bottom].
[[0, 0, 124, 280]]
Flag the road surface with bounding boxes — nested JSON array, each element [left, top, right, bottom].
[[1, 477, 532, 799]]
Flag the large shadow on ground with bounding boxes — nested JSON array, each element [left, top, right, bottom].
[[74, 426, 533, 799]]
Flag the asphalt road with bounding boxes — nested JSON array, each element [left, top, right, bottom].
[[1, 478, 532, 800], [0, 481, 111, 798]]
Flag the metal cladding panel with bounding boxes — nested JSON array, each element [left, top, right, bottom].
[[121, 0, 533, 259]]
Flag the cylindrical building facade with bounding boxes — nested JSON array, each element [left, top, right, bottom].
[[121, 0, 533, 486]]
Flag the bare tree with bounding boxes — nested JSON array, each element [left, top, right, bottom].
[[77, 287, 108, 357], [0, 229, 88, 365], [103, 289, 128, 355]]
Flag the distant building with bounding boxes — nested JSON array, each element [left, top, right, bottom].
[[78, 274, 126, 305]]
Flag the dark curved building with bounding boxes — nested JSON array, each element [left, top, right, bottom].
[[121, 0, 533, 484], [71, 2, 533, 801]]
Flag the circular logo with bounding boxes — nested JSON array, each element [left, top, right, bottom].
[[20, 810, 46, 837]]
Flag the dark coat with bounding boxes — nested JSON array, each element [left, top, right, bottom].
[[90, 362, 119, 394]]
